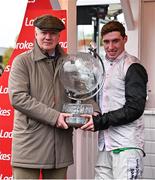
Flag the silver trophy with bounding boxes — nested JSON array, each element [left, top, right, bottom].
[[59, 44, 105, 127]]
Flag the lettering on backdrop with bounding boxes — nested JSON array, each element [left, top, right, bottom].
[[4, 65, 11, 73], [16, 41, 67, 50], [0, 108, 11, 117], [0, 152, 11, 161], [0, 130, 12, 139], [0, 174, 13, 180], [61, 18, 66, 25], [25, 17, 66, 27], [0, 86, 8, 94], [25, 17, 34, 27], [59, 42, 67, 49], [16, 41, 33, 50]]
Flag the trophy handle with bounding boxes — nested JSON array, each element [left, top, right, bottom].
[[88, 41, 105, 74]]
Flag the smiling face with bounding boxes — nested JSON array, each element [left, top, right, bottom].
[[102, 31, 127, 60], [35, 27, 60, 54]]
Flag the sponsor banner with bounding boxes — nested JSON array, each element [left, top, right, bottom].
[[15, 41, 67, 50], [0, 0, 67, 177], [4, 65, 11, 73], [0, 107, 11, 117], [0, 129, 12, 139], [0, 85, 9, 95], [0, 174, 13, 180], [0, 152, 11, 161]]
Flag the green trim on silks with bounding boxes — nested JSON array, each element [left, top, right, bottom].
[[112, 147, 146, 157]]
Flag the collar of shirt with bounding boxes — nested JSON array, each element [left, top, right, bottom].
[[45, 51, 56, 60], [105, 50, 126, 64]]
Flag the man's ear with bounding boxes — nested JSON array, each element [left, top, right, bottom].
[[34, 27, 38, 38], [124, 35, 128, 43]]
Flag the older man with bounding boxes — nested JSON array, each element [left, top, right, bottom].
[[8, 14, 73, 179]]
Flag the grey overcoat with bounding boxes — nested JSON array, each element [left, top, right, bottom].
[[8, 42, 74, 169]]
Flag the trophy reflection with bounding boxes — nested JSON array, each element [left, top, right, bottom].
[[59, 47, 104, 128]]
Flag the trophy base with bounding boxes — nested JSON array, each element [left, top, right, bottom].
[[66, 116, 87, 128], [62, 103, 93, 128]]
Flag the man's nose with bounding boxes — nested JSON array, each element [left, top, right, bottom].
[[45, 33, 52, 39], [108, 42, 114, 49]]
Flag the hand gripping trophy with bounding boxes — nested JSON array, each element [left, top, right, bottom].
[[59, 43, 105, 128]]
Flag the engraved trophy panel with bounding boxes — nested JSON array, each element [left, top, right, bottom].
[[63, 102, 93, 128], [59, 46, 104, 128]]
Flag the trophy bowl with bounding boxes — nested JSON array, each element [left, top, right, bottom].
[[59, 52, 104, 128]]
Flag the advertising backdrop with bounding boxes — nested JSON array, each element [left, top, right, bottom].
[[0, 0, 67, 178]]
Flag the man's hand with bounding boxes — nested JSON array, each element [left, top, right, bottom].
[[80, 114, 94, 131], [56, 113, 72, 129], [80, 112, 99, 131]]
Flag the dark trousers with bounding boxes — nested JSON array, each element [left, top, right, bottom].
[[13, 166, 67, 179]]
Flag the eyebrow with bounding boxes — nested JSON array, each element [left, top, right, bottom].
[[103, 38, 121, 43]]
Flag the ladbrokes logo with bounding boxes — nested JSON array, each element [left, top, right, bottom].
[[16, 41, 67, 50], [25, 17, 66, 27], [4, 65, 11, 73], [16, 41, 33, 50], [25, 17, 34, 27], [0, 107, 11, 117], [0, 152, 11, 161], [0, 174, 13, 180], [59, 41, 67, 49], [0, 130, 12, 139], [0, 86, 8, 94]]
